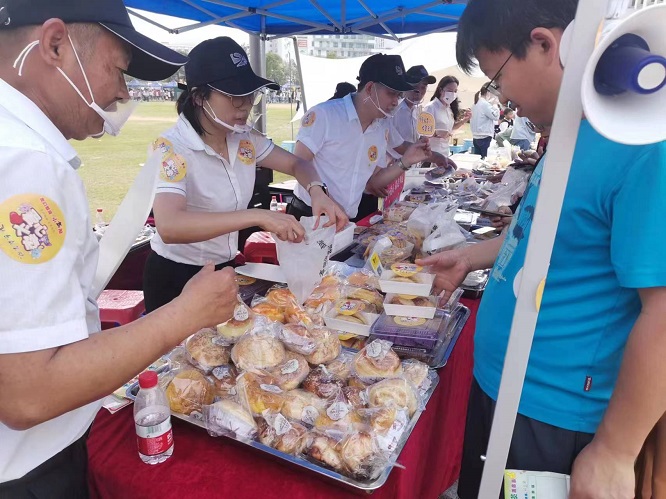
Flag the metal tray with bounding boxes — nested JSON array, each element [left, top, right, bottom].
[[126, 358, 440, 492]]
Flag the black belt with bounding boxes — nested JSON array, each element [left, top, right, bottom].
[[287, 195, 313, 220]]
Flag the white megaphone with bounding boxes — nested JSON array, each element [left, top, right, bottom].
[[573, 2, 666, 145]]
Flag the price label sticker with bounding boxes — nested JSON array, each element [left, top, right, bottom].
[[416, 111, 436, 137], [369, 252, 384, 277]]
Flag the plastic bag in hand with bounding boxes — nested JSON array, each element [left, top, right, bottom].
[[275, 216, 336, 305]]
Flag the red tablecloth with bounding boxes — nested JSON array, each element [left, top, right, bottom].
[[88, 298, 479, 499]]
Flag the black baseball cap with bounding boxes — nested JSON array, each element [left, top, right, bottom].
[[184, 37, 279, 95], [406, 65, 437, 85], [358, 54, 412, 92], [0, 0, 187, 81]]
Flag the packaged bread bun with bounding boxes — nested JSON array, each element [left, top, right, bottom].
[[186, 328, 231, 372], [216, 311, 254, 342], [236, 372, 285, 416], [352, 339, 403, 381], [281, 389, 326, 425], [324, 350, 355, 381], [203, 399, 257, 440], [165, 369, 215, 416], [210, 364, 239, 398], [269, 351, 310, 391], [231, 331, 286, 372], [258, 414, 308, 456], [251, 301, 285, 323], [401, 359, 431, 392], [367, 378, 418, 417], [304, 326, 341, 365], [346, 270, 380, 290], [308, 433, 344, 471], [340, 430, 380, 478], [278, 323, 316, 355], [302, 365, 345, 399], [265, 286, 298, 308]]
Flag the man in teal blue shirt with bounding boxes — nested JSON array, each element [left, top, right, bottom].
[[419, 0, 666, 497]]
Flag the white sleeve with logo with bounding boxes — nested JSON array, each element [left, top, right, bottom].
[[152, 135, 188, 197], [0, 148, 95, 353], [296, 105, 328, 156]]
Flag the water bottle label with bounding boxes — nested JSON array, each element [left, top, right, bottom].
[[136, 417, 173, 456]]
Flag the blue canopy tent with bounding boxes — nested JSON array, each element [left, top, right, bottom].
[[125, 0, 466, 41]]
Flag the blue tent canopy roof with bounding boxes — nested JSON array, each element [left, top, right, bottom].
[[126, 0, 466, 40]]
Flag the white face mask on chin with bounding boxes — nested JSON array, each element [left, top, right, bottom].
[[13, 36, 137, 138], [202, 99, 259, 134], [363, 84, 396, 119]]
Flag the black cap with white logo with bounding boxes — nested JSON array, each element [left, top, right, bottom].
[[406, 65, 437, 85], [358, 53, 412, 92], [0, 0, 187, 81], [184, 37, 280, 95]]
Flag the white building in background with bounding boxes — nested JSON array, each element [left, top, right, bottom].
[[266, 35, 399, 61]]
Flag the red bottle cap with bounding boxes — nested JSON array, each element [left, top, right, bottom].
[[138, 371, 158, 389]]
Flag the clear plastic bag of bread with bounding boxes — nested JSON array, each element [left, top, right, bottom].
[[302, 364, 345, 400], [363, 235, 414, 267], [277, 323, 317, 356], [324, 349, 355, 382], [281, 388, 328, 426], [352, 339, 404, 383], [235, 371, 286, 416], [184, 327, 232, 374], [366, 376, 422, 418], [383, 201, 418, 223], [358, 405, 410, 455], [250, 294, 286, 324], [203, 394, 258, 441], [307, 426, 387, 480], [400, 359, 433, 394], [342, 285, 384, 314], [216, 298, 256, 344], [303, 276, 343, 317], [230, 318, 286, 372], [313, 388, 364, 431], [210, 364, 240, 398], [163, 367, 215, 419], [345, 268, 380, 291], [303, 326, 341, 365], [268, 350, 311, 391], [258, 410, 309, 456]]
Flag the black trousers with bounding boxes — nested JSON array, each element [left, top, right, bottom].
[[143, 251, 235, 313], [458, 379, 595, 499], [0, 431, 90, 499], [473, 136, 493, 159]]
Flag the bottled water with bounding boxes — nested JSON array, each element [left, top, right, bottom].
[[134, 371, 174, 464]]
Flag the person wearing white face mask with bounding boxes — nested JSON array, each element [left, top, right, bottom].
[[143, 37, 347, 313], [470, 84, 501, 158], [0, 1, 245, 496], [424, 75, 472, 157], [289, 54, 440, 221], [390, 65, 437, 144]]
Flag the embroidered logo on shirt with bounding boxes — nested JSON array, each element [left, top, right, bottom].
[[368, 145, 378, 162], [152, 137, 174, 159], [230, 52, 249, 67], [301, 111, 316, 127], [160, 153, 187, 182], [395, 66, 403, 75], [0, 194, 66, 264], [237, 140, 256, 165]]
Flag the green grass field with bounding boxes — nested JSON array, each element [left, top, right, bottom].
[[73, 102, 301, 220]]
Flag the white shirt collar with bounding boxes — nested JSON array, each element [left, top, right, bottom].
[[0, 78, 81, 169], [344, 92, 385, 131], [175, 113, 246, 163]]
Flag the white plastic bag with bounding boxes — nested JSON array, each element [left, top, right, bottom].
[[274, 216, 336, 305]]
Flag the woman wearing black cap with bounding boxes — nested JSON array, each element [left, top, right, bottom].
[[143, 37, 347, 312]]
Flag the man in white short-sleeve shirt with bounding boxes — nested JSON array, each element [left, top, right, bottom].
[[0, 1, 239, 496], [289, 54, 437, 220]]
